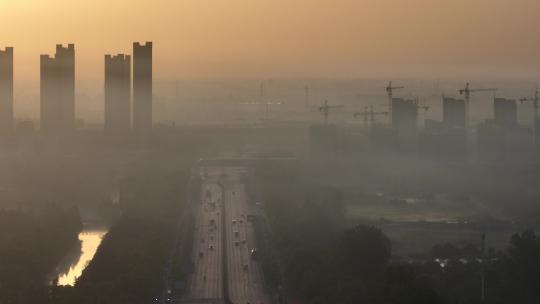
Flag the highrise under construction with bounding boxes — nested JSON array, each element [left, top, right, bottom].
[[493, 98, 517, 127], [392, 98, 418, 137], [443, 97, 465, 129]]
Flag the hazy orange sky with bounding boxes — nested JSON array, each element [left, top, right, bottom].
[[1, 0, 540, 80]]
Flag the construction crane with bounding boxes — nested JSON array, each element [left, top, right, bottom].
[[353, 105, 389, 127], [415, 101, 430, 112], [318, 100, 343, 124], [386, 81, 405, 121], [520, 86, 539, 144], [459, 82, 498, 129]]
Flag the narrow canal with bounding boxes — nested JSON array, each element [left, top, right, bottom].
[[55, 227, 108, 286]]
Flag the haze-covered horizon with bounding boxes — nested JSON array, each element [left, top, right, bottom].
[[3, 0, 540, 122], [1, 0, 540, 81]]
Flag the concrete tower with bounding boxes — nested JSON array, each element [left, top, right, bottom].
[[494, 98, 517, 127], [40, 44, 75, 135], [443, 97, 465, 129], [0, 47, 14, 133], [133, 42, 152, 138], [392, 98, 418, 137], [105, 54, 131, 138]]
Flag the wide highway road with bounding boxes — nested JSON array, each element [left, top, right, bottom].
[[182, 166, 270, 304], [223, 167, 269, 304]]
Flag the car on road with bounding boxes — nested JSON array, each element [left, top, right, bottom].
[[209, 245, 214, 251]]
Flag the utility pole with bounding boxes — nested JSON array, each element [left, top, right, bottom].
[[305, 86, 310, 112], [481, 232, 486, 303], [260, 81, 266, 120], [175, 80, 179, 101]]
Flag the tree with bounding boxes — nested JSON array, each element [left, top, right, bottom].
[[337, 225, 391, 280], [501, 230, 540, 304]]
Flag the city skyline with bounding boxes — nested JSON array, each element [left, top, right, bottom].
[[1, 0, 540, 82]]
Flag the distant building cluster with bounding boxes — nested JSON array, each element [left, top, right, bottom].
[[310, 82, 540, 162], [0, 42, 153, 140], [1, 43, 539, 161]]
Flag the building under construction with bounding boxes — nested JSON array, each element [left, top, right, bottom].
[[493, 98, 517, 127], [477, 98, 533, 161], [392, 98, 418, 137], [443, 97, 465, 129]]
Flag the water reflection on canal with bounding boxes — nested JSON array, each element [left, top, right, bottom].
[[56, 229, 107, 286]]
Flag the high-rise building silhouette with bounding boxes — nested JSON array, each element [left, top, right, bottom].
[[40, 44, 75, 135], [392, 98, 418, 136], [443, 97, 465, 129], [105, 54, 131, 137], [133, 42, 152, 137], [0, 47, 14, 132], [494, 98, 517, 127]]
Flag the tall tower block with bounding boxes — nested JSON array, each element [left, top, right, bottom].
[[105, 54, 131, 137], [133, 42, 152, 137], [392, 98, 418, 137], [493, 98, 517, 127], [443, 97, 465, 129], [0, 47, 14, 132], [40, 44, 75, 135]]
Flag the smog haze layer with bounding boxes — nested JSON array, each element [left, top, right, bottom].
[[2, 0, 540, 123], [1, 0, 540, 81]]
